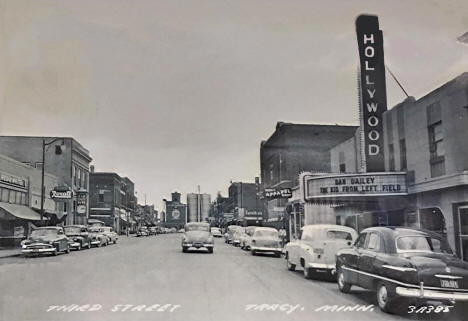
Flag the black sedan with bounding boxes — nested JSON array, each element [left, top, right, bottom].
[[335, 226, 468, 313]]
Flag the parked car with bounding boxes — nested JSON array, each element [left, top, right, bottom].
[[149, 227, 158, 235], [64, 225, 92, 250], [210, 227, 222, 238], [21, 227, 70, 256], [88, 226, 109, 247], [241, 226, 257, 250], [336, 226, 468, 313], [224, 225, 243, 244], [182, 222, 214, 253], [232, 227, 245, 247], [250, 227, 282, 257], [285, 224, 357, 279], [101, 226, 118, 244], [137, 227, 150, 237]]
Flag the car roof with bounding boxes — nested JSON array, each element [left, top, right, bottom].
[[186, 222, 209, 226], [65, 225, 86, 228], [361, 226, 445, 239], [35, 226, 62, 230]]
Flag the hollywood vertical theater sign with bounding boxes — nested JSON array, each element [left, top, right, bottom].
[[356, 14, 388, 172]]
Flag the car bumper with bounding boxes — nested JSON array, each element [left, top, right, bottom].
[[68, 242, 81, 249], [22, 245, 55, 253], [251, 246, 282, 253], [306, 262, 336, 274], [183, 243, 214, 249], [396, 287, 468, 301], [232, 240, 241, 245], [90, 240, 101, 245]]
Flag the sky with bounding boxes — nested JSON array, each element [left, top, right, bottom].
[[1, 0, 467, 211]]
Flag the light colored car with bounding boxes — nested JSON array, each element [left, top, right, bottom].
[[285, 224, 357, 279], [210, 227, 222, 237], [101, 226, 118, 244], [232, 227, 245, 247], [21, 227, 70, 256], [137, 227, 150, 237], [224, 225, 243, 244], [88, 227, 109, 247], [250, 227, 282, 257], [182, 222, 214, 253], [241, 226, 257, 250]]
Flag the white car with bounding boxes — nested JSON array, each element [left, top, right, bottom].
[[250, 227, 282, 257], [210, 227, 222, 237], [285, 224, 357, 279], [240, 226, 257, 250]]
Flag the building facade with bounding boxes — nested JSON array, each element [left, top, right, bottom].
[[164, 192, 187, 229], [0, 136, 92, 225], [0, 154, 59, 246], [228, 181, 262, 226], [318, 73, 468, 260], [260, 122, 358, 227]]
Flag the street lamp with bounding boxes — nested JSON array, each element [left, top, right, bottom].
[[40, 138, 66, 224]]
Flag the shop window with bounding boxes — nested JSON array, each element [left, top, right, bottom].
[[388, 144, 395, 171], [98, 192, 104, 203], [1, 188, 9, 202], [72, 166, 76, 186], [399, 139, 407, 171], [9, 190, 16, 203]]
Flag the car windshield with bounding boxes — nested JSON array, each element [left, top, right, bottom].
[[185, 225, 209, 232], [211, 228, 220, 232], [31, 229, 57, 237], [255, 230, 278, 238], [327, 230, 353, 240], [397, 236, 453, 254], [64, 227, 82, 234]]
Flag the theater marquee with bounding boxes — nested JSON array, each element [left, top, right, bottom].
[[305, 173, 407, 200]]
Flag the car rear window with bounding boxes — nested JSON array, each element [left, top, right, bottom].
[[397, 236, 452, 254], [327, 230, 353, 240]]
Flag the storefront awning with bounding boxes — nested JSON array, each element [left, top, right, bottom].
[[0, 202, 44, 221]]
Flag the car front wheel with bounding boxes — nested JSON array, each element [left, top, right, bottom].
[[376, 282, 399, 313], [337, 268, 351, 293], [182, 247, 188, 253]]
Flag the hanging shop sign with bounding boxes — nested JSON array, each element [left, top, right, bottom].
[[263, 188, 292, 199], [356, 14, 387, 172], [305, 173, 407, 200], [76, 190, 88, 214], [50, 186, 73, 199]]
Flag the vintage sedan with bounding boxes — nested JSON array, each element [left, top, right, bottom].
[[224, 225, 243, 244], [137, 226, 150, 237], [21, 227, 70, 256], [336, 226, 468, 313], [232, 227, 245, 247], [241, 226, 257, 250], [182, 222, 214, 253], [285, 224, 357, 279], [250, 227, 282, 257], [210, 227, 223, 238], [64, 225, 91, 250], [101, 226, 118, 244], [88, 226, 109, 247]]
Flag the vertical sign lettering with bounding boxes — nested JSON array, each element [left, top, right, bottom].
[[356, 14, 387, 172]]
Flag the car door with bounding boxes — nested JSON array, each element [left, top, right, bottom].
[[357, 232, 383, 289], [342, 232, 367, 284]]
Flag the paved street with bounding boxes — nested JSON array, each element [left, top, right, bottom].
[[0, 234, 465, 321]]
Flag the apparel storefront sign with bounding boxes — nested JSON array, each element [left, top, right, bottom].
[[0, 172, 27, 189], [263, 188, 292, 199], [305, 173, 407, 200]]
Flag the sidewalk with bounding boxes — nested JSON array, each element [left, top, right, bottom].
[[0, 247, 21, 259]]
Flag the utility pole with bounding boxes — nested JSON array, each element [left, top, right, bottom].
[[197, 185, 201, 222]]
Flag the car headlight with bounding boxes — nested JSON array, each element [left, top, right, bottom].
[[21, 240, 29, 246]]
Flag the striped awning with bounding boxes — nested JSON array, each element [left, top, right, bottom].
[[0, 202, 44, 221]]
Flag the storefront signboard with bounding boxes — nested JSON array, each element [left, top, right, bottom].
[[264, 188, 292, 199], [50, 187, 73, 199], [306, 173, 407, 199], [0, 172, 27, 189]]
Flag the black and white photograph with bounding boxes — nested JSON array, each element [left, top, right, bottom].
[[1, 1, 468, 321]]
